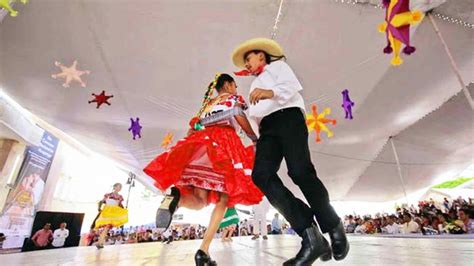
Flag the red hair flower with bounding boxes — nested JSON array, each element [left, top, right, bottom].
[[189, 117, 200, 129]]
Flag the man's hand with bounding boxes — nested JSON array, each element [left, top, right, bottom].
[[249, 88, 274, 105]]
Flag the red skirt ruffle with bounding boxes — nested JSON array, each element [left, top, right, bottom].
[[143, 126, 263, 207]]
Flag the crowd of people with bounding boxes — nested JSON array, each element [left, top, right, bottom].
[[84, 224, 205, 246], [343, 197, 474, 235], [82, 196, 474, 248], [83, 212, 297, 247]]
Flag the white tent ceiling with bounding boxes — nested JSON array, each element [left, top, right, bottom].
[[0, 0, 473, 202]]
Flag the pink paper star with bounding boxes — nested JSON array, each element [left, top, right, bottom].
[[51, 60, 90, 88]]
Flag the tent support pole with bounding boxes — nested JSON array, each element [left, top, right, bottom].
[[427, 12, 474, 110], [389, 137, 409, 204]]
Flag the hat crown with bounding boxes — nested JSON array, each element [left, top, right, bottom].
[[231, 38, 284, 69]]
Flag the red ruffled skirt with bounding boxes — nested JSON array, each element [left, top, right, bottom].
[[143, 126, 263, 207]]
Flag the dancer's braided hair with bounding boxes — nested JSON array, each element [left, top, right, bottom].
[[196, 73, 221, 118]]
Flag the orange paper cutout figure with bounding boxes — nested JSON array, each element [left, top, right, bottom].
[[51, 60, 90, 88], [306, 104, 336, 143], [161, 133, 174, 149]]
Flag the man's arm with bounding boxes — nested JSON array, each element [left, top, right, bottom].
[[31, 231, 39, 246], [271, 61, 303, 105], [249, 62, 302, 105]]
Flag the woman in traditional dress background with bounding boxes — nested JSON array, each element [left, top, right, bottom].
[[93, 183, 128, 249]]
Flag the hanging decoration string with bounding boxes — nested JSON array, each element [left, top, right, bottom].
[[271, 0, 285, 39], [427, 13, 474, 110], [310, 148, 471, 166], [330, 0, 473, 29]]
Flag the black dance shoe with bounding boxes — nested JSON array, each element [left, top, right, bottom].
[[194, 249, 217, 266], [328, 221, 349, 261], [283, 224, 332, 265], [155, 187, 180, 229]]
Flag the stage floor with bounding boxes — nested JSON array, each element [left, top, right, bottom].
[[1, 235, 473, 265]]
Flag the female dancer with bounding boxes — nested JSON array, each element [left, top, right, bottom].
[[144, 73, 263, 265], [93, 183, 128, 249], [219, 207, 239, 242]]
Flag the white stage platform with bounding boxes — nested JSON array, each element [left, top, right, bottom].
[[1, 235, 473, 265]]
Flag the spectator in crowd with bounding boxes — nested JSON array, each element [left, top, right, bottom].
[[141, 230, 154, 242], [52, 222, 69, 248], [126, 233, 137, 244], [31, 223, 53, 249], [152, 232, 160, 241], [382, 215, 400, 234], [354, 218, 366, 234], [162, 228, 173, 244], [84, 229, 97, 246], [271, 213, 282, 234], [437, 213, 452, 234], [0, 232, 5, 249], [401, 214, 420, 234], [115, 235, 124, 245], [240, 219, 249, 236], [344, 215, 356, 233], [457, 208, 474, 234], [443, 197, 451, 211]]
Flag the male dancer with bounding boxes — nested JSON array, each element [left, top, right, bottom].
[[232, 38, 349, 265]]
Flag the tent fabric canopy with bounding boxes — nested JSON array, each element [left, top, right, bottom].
[[0, 0, 472, 202]]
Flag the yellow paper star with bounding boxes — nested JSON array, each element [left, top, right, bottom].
[[306, 104, 336, 143], [161, 133, 174, 149], [0, 0, 28, 17], [51, 60, 90, 88]]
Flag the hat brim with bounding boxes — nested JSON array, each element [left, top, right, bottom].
[[231, 38, 284, 69]]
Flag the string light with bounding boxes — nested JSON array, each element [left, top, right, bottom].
[[271, 0, 285, 39], [432, 12, 474, 29], [330, 0, 473, 29]]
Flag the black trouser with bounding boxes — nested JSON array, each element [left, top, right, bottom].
[[252, 107, 340, 236]]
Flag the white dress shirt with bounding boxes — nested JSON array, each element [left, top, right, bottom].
[[383, 223, 400, 234], [248, 60, 306, 126], [401, 221, 420, 234], [52, 228, 69, 247]]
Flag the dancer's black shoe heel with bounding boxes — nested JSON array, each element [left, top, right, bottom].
[[156, 187, 180, 229], [194, 249, 217, 266], [329, 221, 349, 261], [283, 224, 332, 265]]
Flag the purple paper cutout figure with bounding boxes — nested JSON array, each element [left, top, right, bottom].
[[128, 117, 142, 140], [341, 89, 355, 120]]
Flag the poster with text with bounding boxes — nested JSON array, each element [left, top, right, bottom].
[[0, 131, 59, 249]]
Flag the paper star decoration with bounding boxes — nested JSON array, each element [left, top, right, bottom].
[[306, 104, 337, 143], [161, 133, 174, 150], [378, 0, 423, 66], [128, 117, 142, 140], [51, 60, 91, 88], [0, 0, 28, 17], [341, 89, 355, 120], [88, 90, 113, 109]]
